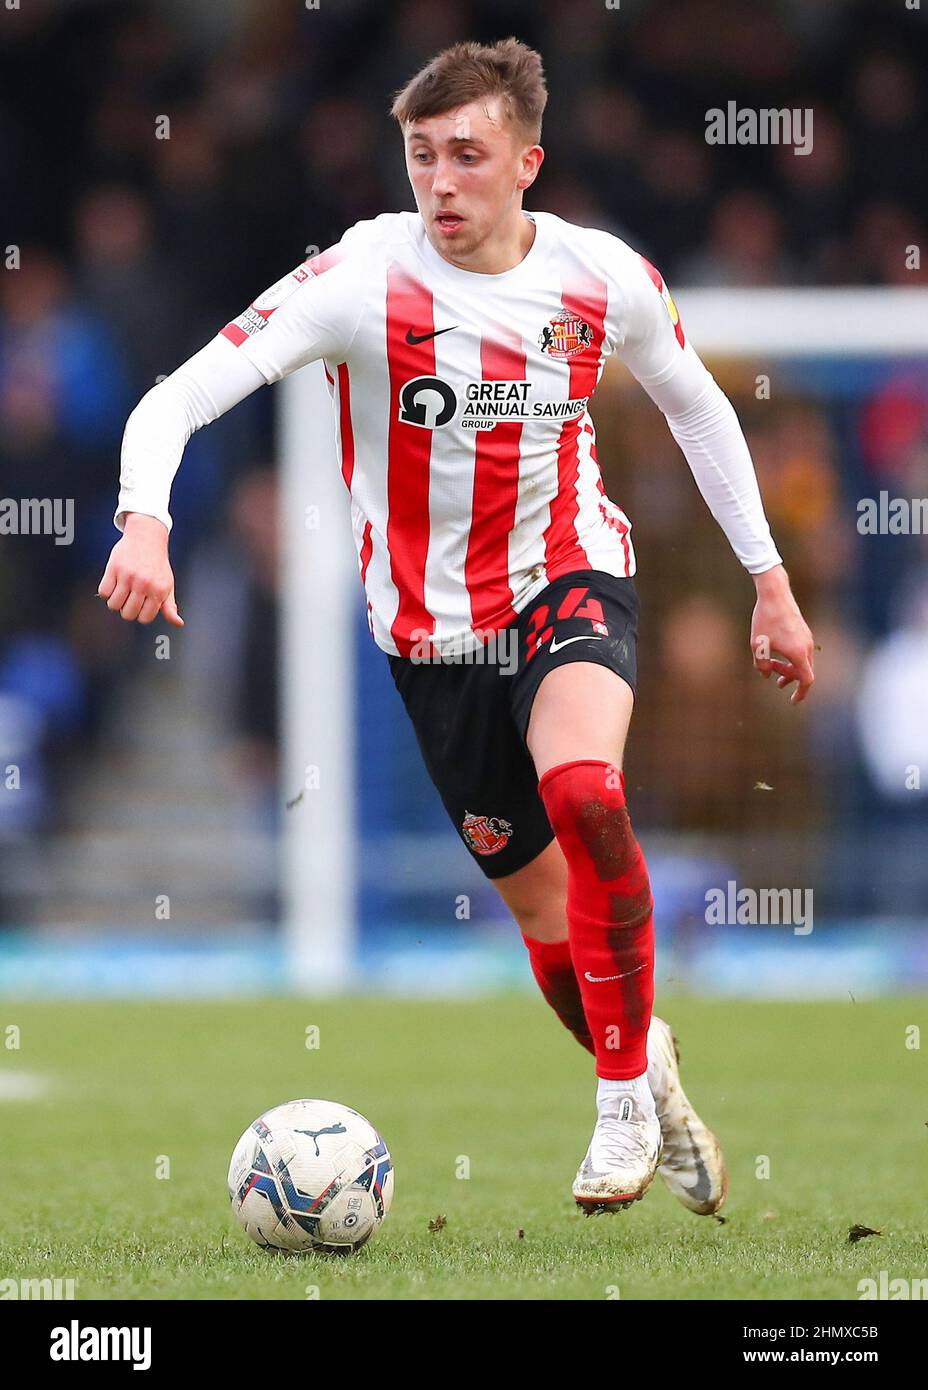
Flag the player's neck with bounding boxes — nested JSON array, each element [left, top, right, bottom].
[[432, 210, 536, 276]]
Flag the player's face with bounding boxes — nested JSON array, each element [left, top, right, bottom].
[[404, 97, 542, 261]]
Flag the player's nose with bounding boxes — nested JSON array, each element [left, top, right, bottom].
[[431, 160, 456, 196]]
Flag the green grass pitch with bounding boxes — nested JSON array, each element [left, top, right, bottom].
[[0, 995, 924, 1300]]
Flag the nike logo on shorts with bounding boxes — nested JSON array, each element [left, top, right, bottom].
[[548, 634, 604, 655]]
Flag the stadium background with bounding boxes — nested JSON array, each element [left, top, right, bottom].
[[1, 0, 927, 998]]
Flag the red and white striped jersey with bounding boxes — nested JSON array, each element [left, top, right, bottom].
[[117, 209, 782, 655]]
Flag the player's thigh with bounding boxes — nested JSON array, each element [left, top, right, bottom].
[[491, 836, 569, 943], [510, 570, 640, 780], [527, 662, 634, 779]]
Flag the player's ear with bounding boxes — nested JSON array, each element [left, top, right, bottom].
[[518, 144, 544, 190]]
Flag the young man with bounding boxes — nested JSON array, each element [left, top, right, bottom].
[[100, 39, 814, 1214]]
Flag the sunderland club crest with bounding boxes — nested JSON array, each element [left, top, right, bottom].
[[538, 306, 593, 359], [462, 811, 513, 856]]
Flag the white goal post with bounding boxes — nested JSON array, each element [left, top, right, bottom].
[[280, 364, 358, 993], [280, 287, 928, 993]]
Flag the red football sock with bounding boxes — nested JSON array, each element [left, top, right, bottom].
[[538, 759, 654, 1080], [520, 932, 594, 1055]]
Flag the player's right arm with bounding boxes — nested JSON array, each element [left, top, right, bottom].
[[98, 244, 369, 624], [98, 338, 268, 624]]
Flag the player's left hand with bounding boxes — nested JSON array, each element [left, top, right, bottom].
[[750, 565, 815, 705]]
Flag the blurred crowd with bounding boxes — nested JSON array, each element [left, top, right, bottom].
[[1, 0, 926, 922]]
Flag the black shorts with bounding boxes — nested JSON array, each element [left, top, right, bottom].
[[387, 569, 639, 880]]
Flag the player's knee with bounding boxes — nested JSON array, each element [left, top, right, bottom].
[[539, 759, 638, 882]]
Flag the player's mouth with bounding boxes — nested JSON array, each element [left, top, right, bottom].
[[435, 211, 464, 235]]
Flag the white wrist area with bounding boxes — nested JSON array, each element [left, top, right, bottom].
[[114, 505, 173, 534]]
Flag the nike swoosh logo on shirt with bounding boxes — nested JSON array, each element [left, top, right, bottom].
[[548, 634, 605, 655], [406, 326, 458, 345], [584, 963, 647, 983]]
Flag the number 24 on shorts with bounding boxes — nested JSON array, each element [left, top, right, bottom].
[[524, 585, 608, 662]]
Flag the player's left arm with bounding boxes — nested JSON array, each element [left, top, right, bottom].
[[612, 249, 815, 704]]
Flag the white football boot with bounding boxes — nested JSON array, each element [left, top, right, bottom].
[[572, 1076, 663, 1214], [647, 1015, 728, 1216]]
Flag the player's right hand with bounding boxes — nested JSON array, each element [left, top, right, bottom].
[[97, 513, 184, 626]]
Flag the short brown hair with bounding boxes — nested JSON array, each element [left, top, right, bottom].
[[390, 37, 547, 144]]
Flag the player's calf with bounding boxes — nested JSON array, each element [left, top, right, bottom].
[[537, 758, 654, 1080], [520, 932, 594, 1055], [538, 759, 661, 1210]]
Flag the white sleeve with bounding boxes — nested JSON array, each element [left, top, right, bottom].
[[613, 252, 782, 575], [115, 336, 265, 532], [114, 251, 367, 533]]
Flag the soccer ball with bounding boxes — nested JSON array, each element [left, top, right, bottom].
[[228, 1099, 394, 1254]]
